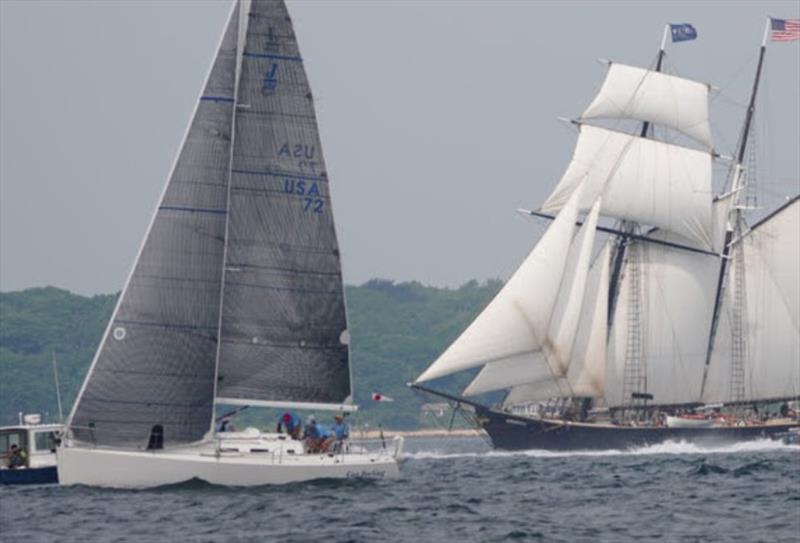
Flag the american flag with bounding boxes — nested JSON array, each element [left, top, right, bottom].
[[771, 18, 800, 41]]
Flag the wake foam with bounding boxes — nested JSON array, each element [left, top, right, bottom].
[[405, 438, 796, 460]]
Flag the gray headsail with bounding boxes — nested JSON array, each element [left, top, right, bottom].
[[67, 2, 240, 448], [215, 0, 352, 408]]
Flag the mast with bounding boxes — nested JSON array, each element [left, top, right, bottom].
[[210, 0, 247, 435], [613, 24, 669, 414], [51, 349, 64, 423], [607, 24, 669, 327], [700, 18, 771, 398]]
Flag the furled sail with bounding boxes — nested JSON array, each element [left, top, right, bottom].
[[540, 125, 713, 248], [214, 0, 353, 409], [702, 198, 800, 403], [415, 185, 584, 383], [462, 200, 600, 397], [68, 3, 240, 448], [581, 62, 713, 148], [605, 234, 719, 407]]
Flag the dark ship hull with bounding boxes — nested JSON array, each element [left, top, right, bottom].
[[475, 404, 799, 451]]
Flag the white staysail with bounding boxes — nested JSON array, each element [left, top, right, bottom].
[[544, 199, 602, 375], [540, 125, 713, 248], [566, 243, 611, 398], [503, 379, 566, 407], [462, 352, 553, 397], [582, 62, 713, 148], [606, 235, 719, 407], [463, 202, 600, 397], [497, 242, 611, 405], [703, 199, 800, 403], [415, 186, 583, 383]]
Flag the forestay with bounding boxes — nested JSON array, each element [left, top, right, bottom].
[[415, 186, 583, 383], [68, 3, 241, 448], [215, 0, 352, 408], [703, 198, 800, 403], [581, 62, 713, 148], [540, 125, 713, 248]]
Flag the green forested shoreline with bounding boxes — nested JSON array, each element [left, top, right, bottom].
[[0, 280, 501, 429]]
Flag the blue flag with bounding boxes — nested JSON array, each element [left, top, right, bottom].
[[670, 23, 697, 42]]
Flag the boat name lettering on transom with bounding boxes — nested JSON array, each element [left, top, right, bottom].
[[283, 179, 324, 214]]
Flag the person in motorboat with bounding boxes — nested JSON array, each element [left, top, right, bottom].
[[330, 414, 349, 453], [6, 444, 27, 469], [303, 416, 333, 453], [276, 412, 303, 440]]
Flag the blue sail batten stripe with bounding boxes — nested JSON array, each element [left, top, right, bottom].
[[242, 52, 303, 62], [231, 169, 327, 183], [159, 206, 227, 215], [200, 96, 235, 103]]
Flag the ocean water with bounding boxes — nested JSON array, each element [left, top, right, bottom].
[[2, 437, 798, 542]]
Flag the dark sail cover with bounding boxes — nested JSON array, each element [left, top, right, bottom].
[[215, 0, 352, 406], [69, 4, 240, 448]]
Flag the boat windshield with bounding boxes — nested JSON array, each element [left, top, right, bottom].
[[33, 431, 57, 453], [0, 430, 25, 456]]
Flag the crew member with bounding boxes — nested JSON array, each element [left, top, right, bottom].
[[277, 412, 303, 440], [303, 416, 333, 453], [330, 414, 349, 452]]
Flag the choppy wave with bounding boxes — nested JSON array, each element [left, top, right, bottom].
[[404, 438, 796, 460], [3, 435, 798, 542]]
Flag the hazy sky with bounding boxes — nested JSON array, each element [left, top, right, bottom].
[[1, 0, 798, 295]]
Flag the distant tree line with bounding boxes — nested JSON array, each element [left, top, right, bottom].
[[0, 280, 502, 429]]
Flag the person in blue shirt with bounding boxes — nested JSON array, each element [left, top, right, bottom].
[[330, 414, 349, 453], [276, 412, 302, 440], [303, 416, 333, 453]]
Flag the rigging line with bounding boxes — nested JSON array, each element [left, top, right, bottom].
[[520, 209, 717, 257], [701, 20, 771, 398]]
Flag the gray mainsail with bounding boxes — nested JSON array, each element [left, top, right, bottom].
[[68, 3, 240, 448], [215, 0, 352, 407]]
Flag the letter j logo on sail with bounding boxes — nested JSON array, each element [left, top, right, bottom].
[[262, 63, 278, 93]]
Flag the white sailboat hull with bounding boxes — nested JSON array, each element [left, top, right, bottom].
[[57, 435, 403, 488]]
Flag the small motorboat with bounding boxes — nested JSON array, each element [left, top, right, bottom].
[[0, 414, 62, 485]]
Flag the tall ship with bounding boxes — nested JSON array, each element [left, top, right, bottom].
[[58, 0, 402, 487], [413, 20, 800, 450]]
